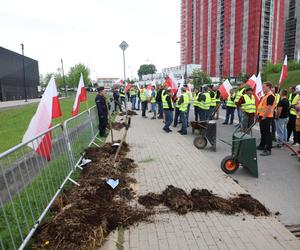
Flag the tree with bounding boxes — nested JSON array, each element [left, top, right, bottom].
[[191, 69, 211, 88], [137, 64, 157, 80], [67, 63, 91, 87], [236, 73, 249, 83]]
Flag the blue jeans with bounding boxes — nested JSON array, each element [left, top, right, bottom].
[[237, 108, 243, 124], [157, 101, 163, 117], [131, 96, 136, 110], [225, 108, 235, 124], [199, 108, 209, 121], [141, 101, 147, 116], [186, 104, 190, 124], [163, 110, 173, 130], [137, 98, 141, 110], [173, 107, 180, 127], [180, 111, 188, 133], [276, 118, 288, 145], [151, 103, 157, 112], [209, 106, 215, 120], [194, 106, 199, 121]]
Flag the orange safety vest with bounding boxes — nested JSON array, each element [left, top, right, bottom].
[[257, 92, 276, 118]]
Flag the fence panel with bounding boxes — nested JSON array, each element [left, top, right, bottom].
[[88, 105, 99, 139], [64, 110, 94, 168], [0, 124, 72, 250]]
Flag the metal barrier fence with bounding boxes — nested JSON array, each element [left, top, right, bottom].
[[0, 105, 105, 250]]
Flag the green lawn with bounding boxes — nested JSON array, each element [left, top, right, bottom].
[[0, 92, 97, 154], [266, 69, 300, 89]]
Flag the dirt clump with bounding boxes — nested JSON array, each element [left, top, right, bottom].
[[138, 186, 269, 217], [31, 142, 153, 250], [119, 110, 138, 116], [138, 193, 162, 208]]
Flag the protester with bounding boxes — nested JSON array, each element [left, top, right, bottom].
[[199, 86, 211, 121], [238, 86, 256, 133], [162, 88, 174, 132], [150, 85, 157, 119], [223, 88, 236, 125], [173, 91, 181, 127], [156, 85, 164, 119], [137, 87, 141, 110], [119, 86, 126, 109], [235, 82, 246, 124], [95, 87, 108, 137], [287, 86, 298, 144], [193, 88, 200, 122], [212, 85, 221, 119], [257, 82, 276, 156], [177, 87, 189, 135], [140, 85, 148, 118], [129, 85, 137, 110], [293, 89, 300, 154], [275, 89, 289, 148]]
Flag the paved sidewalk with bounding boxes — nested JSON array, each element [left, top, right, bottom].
[[0, 98, 41, 110], [104, 114, 300, 250]]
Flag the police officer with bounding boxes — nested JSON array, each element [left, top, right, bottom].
[[95, 87, 108, 137]]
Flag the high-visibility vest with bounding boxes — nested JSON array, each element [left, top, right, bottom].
[[187, 91, 192, 104], [275, 93, 280, 105], [257, 92, 276, 118], [130, 88, 136, 96], [241, 94, 256, 113], [193, 92, 201, 107], [226, 95, 236, 108], [290, 94, 299, 116], [162, 93, 174, 109], [199, 92, 211, 110], [140, 89, 147, 102], [119, 89, 125, 97], [150, 91, 157, 103], [211, 91, 217, 107], [235, 88, 245, 103], [180, 93, 189, 112]]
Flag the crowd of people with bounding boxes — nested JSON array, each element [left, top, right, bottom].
[[96, 80, 300, 157]]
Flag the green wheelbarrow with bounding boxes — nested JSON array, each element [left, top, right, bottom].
[[219, 121, 258, 178]]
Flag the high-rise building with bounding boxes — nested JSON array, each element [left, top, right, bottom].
[[284, 0, 300, 61], [180, 0, 285, 78]]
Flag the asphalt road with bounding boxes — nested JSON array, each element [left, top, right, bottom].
[[183, 107, 300, 226]]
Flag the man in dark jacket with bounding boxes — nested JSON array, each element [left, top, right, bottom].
[[156, 85, 164, 119], [113, 87, 122, 112], [95, 87, 108, 137]]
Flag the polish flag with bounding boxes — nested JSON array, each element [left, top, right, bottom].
[[167, 73, 178, 95], [125, 82, 132, 92], [279, 55, 288, 85], [115, 78, 124, 85], [72, 73, 87, 116], [246, 75, 257, 90], [255, 72, 263, 99], [218, 79, 233, 100], [22, 75, 62, 160]]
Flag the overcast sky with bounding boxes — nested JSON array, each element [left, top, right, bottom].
[[0, 0, 181, 80]]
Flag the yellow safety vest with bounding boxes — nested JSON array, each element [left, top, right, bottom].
[[234, 88, 245, 103], [226, 94, 236, 108], [211, 91, 217, 107], [290, 94, 299, 116], [275, 93, 280, 105], [193, 92, 201, 107], [241, 94, 256, 113], [180, 93, 189, 112], [130, 88, 136, 96], [162, 93, 174, 109], [140, 89, 147, 102], [150, 91, 157, 103], [119, 89, 125, 97], [199, 92, 211, 110]]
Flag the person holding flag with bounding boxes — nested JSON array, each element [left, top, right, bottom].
[[95, 87, 108, 137], [223, 88, 236, 125]]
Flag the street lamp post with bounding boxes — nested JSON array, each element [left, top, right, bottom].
[[21, 43, 28, 102], [61, 59, 67, 97]]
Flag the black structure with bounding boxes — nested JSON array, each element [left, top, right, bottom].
[[0, 46, 39, 101]]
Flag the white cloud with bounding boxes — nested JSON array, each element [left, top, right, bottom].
[[0, 0, 180, 80]]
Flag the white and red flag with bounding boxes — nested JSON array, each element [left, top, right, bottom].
[[279, 55, 288, 85], [72, 73, 87, 116], [218, 79, 233, 100], [115, 78, 124, 85], [22, 75, 62, 160]]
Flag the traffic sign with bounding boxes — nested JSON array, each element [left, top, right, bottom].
[[119, 41, 129, 51]]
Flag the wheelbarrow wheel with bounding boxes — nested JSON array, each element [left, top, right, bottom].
[[193, 136, 207, 149], [221, 156, 239, 174]]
